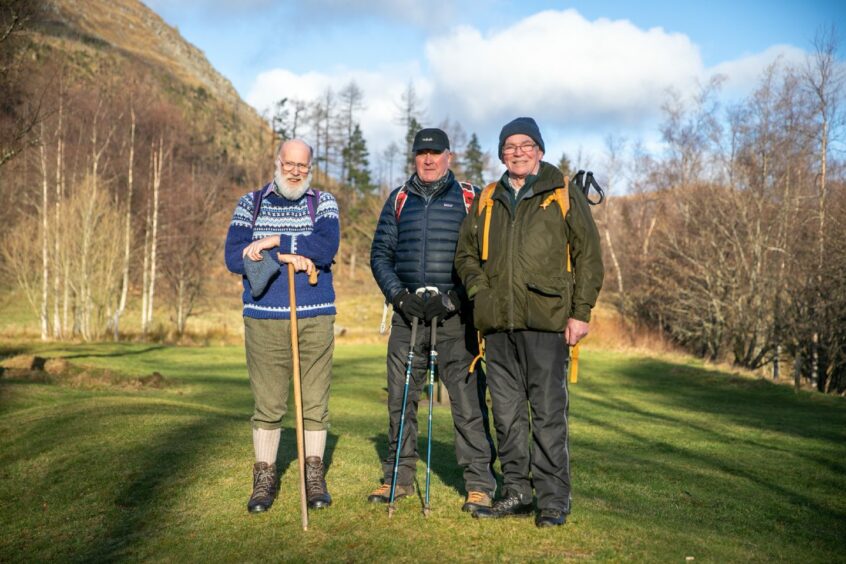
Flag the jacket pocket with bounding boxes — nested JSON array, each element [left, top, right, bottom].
[[472, 276, 500, 334], [525, 277, 572, 332]]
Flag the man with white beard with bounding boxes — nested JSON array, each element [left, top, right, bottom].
[[225, 139, 340, 514]]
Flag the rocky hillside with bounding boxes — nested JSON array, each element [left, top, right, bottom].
[[35, 0, 270, 166]]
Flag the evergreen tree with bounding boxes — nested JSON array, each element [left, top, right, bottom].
[[463, 132, 485, 185], [272, 97, 290, 142], [343, 123, 373, 198], [404, 116, 421, 176], [558, 152, 573, 179]]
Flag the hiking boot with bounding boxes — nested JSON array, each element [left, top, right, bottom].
[[461, 491, 492, 513], [472, 491, 533, 519], [367, 482, 414, 504], [247, 462, 277, 513], [305, 456, 332, 509], [535, 508, 567, 527]]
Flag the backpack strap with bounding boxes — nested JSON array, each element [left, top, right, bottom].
[[540, 177, 572, 273], [556, 179, 572, 273], [477, 182, 497, 261], [306, 189, 321, 225], [458, 181, 477, 214], [250, 184, 271, 228], [393, 184, 409, 221], [468, 330, 486, 374]]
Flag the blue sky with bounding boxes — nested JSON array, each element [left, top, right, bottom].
[[145, 0, 843, 183]]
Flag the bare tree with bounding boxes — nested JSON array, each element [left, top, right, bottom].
[[141, 135, 164, 337], [112, 103, 135, 340]]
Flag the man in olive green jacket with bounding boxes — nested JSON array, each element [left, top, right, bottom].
[[455, 117, 603, 527]]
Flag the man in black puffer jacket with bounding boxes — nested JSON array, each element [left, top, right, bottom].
[[369, 128, 496, 513]]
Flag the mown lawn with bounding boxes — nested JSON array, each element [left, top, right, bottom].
[[1, 341, 844, 562]]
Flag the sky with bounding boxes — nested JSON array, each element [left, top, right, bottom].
[[144, 0, 844, 183]]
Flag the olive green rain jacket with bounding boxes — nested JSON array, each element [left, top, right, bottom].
[[454, 161, 604, 335]]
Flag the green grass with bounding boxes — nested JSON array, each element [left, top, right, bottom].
[[1, 342, 844, 562]]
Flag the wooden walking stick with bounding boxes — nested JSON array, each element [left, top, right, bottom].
[[288, 262, 309, 531]]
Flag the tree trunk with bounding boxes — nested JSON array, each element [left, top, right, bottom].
[[53, 93, 64, 339], [141, 199, 150, 336], [147, 137, 163, 334], [114, 107, 135, 341], [38, 131, 49, 341]]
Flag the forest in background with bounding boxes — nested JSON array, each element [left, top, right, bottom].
[[1, 0, 844, 394]]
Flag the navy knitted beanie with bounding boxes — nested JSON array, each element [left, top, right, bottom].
[[498, 117, 545, 159]]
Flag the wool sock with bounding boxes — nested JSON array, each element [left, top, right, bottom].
[[253, 428, 280, 465], [304, 429, 327, 460]]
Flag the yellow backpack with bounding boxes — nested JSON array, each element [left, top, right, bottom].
[[475, 177, 571, 272]]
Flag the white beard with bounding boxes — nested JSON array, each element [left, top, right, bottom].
[[274, 168, 312, 200]]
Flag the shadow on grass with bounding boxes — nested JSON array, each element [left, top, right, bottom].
[[59, 345, 167, 360], [1, 400, 242, 561], [274, 429, 340, 479], [368, 432, 465, 496], [589, 357, 846, 444]]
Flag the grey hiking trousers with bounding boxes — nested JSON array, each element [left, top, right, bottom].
[[381, 312, 496, 496], [485, 330, 571, 513]]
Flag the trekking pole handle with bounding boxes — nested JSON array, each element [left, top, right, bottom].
[[416, 286, 439, 297]]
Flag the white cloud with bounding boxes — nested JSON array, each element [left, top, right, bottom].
[[426, 10, 705, 131], [710, 44, 808, 98], [244, 9, 815, 177]]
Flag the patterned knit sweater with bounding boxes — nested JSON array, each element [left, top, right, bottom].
[[224, 185, 340, 319]]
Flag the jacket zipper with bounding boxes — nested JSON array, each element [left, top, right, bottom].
[[421, 195, 429, 287], [507, 201, 516, 331]]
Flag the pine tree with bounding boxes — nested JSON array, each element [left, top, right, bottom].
[[558, 152, 573, 179], [271, 97, 290, 141], [463, 132, 485, 185], [343, 123, 373, 198]]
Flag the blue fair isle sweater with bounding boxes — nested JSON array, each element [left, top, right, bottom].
[[224, 185, 340, 320]]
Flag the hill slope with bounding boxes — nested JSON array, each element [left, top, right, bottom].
[[34, 0, 270, 166]]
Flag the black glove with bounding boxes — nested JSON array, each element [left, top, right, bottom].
[[392, 290, 426, 321], [424, 291, 458, 322]]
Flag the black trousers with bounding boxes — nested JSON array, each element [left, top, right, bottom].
[[382, 312, 496, 495], [485, 330, 571, 512]]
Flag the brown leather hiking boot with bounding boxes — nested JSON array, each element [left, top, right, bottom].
[[462, 491, 492, 513], [305, 456, 332, 509], [367, 482, 414, 503], [247, 462, 277, 513]]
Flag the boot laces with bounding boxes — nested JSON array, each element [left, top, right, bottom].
[[306, 460, 326, 492], [253, 466, 275, 497], [370, 483, 391, 496]]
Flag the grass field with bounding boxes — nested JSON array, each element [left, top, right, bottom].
[[1, 341, 845, 562]]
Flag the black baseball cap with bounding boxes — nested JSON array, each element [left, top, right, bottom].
[[412, 128, 450, 153]]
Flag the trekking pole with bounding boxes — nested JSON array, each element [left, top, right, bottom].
[[418, 287, 439, 517], [288, 263, 309, 531], [388, 314, 419, 518]]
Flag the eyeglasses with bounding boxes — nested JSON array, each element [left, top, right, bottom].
[[280, 161, 311, 173], [502, 142, 537, 156]]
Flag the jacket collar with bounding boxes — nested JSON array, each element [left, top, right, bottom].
[[493, 161, 563, 206]]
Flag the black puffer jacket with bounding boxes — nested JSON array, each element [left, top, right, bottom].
[[371, 172, 479, 303]]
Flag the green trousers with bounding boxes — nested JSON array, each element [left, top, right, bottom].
[[244, 315, 335, 431]]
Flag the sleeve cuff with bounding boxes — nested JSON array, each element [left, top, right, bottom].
[[570, 305, 592, 323]]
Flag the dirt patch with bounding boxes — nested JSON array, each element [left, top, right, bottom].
[[0, 354, 169, 390]]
